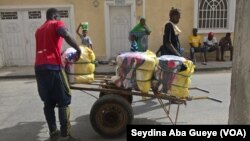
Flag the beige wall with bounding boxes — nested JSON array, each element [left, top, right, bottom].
[[0, 0, 107, 59], [0, 0, 234, 61], [145, 0, 194, 53]]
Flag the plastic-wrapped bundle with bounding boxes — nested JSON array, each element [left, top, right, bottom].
[[169, 59, 195, 98], [62, 45, 95, 84], [151, 55, 185, 93], [112, 50, 158, 93]]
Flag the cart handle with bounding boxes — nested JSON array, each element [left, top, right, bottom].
[[187, 96, 222, 103], [189, 87, 210, 93]]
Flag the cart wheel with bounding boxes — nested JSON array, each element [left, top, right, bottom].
[[90, 94, 134, 138], [99, 92, 133, 104]]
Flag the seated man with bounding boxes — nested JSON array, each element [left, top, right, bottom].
[[203, 32, 220, 64], [188, 28, 205, 63], [219, 33, 233, 61]]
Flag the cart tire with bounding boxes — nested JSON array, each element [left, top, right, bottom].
[[99, 92, 133, 104], [90, 94, 134, 138]]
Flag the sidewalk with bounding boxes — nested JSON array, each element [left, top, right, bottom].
[[0, 61, 232, 79]]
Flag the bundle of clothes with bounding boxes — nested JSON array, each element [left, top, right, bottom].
[[62, 45, 96, 84], [112, 52, 195, 98], [62, 47, 195, 98], [111, 50, 158, 93], [151, 55, 195, 98]]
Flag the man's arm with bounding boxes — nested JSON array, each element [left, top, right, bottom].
[[189, 43, 194, 48], [88, 37, 93, 50], [58, 27, 81, 59], [203, 36, 209, 47], [76, 23, 82, 37], [229, 38, 233, 47], [213, 37, 219, 46], [188, 36, 194, 48], [143, 25, 151, 35], [166, 43, 181, 56]]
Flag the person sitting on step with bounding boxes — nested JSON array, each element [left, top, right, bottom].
[[188, 28, 205, 64], [219, 32, 233, 61], [202, 32, 220, 65]]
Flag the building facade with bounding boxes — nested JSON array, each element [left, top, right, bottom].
[[0, 0, 236, 67]]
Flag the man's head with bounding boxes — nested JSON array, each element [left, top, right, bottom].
[[226, 32, 231, 37], [46, 8, 60, 20], [139, 17, 146, 26], [208, 32, 214, 40], [192, 28, 198, 36], [82, 30, 88, 36], [169, 7, 181, 24]]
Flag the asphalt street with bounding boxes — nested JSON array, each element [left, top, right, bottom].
[[0, 70, 231, 141]]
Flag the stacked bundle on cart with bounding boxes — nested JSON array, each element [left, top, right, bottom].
[[152, 55, 195, 98], [62, 45, 96, 84], [111, 50, 158, 93], [170, 59, 195, 98]]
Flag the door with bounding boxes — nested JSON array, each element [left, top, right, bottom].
[[0, 11, 26, 66], [109, 6, 131, 58], [23, 10, 46, 65], [22, 9, 71, 66], [0, 8, 72, 66]]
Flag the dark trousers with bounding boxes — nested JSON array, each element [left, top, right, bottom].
[[190, 46, 205, 60], [203, 45, 220, 62], [221, 45, 233, 61], [35, 69, 71, 137]]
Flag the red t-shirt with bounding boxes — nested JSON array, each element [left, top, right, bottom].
[[35, 20, 65, 69]]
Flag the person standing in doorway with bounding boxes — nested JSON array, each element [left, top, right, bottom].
[[35, 8, 81, 141], [129, 17, 151, 101], [129, 17, 152, 52]]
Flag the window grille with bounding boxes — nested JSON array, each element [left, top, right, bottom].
[[198, 0, 228, 29], [1, 12, 18, 20], [28, 11, 41, 19], [58, 10, 69, 18]]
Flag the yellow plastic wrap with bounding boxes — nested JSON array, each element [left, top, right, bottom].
[[113, 50, 158, 93], [70, 45, 95, 84], [78, 45, 95, 62], [73, 63, 95, 74], [136, 50, 158, 71], [70, 74, 95, 84], [136, 50, 158, 93], [170, 60, 195, 98]]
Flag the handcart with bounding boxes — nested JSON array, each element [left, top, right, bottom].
[[69, 75, 222, 138]]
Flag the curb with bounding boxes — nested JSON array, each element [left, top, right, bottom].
[[194, 67, 232, 72]]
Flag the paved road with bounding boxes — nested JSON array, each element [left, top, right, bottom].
[[0, 70, 231, 141]]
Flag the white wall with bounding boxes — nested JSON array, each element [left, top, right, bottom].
[[0, 54, 4, 67], [0, 37, 3, 67]]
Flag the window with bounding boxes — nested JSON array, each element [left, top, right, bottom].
[[28, 11, 41, 19], [1, 12, 18, 20], [194, 0, 236, 33], [115, 0, 125, 5], [58, 10, 69, 18]]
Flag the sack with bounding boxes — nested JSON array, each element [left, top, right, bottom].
[[112, 50, 158, 93], [62, 45, 96, 84], [152, 55, 185, 93], [169, 60, 195, 98]]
